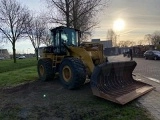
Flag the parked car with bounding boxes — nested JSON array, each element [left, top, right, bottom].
[[18, 56, 26, 59], [143, 50, 160, 60], [0, 57, 5, 60]]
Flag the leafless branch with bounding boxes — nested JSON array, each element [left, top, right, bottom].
[[0, 0, 31, 63], [46, 0, 110, 41], [25, 14, 48, 60]]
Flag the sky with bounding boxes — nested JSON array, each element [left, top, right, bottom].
[[92, 0, 160, 41], [2, 0, 160, 54]]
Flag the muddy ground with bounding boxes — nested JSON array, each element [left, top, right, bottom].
[[0, 78, 104, 120], [0, 78, 152, 120]]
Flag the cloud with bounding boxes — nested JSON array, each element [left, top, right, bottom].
[[92, 0, 160, 42]]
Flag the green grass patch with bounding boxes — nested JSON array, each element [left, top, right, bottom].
[[67, 100, 152, 120], [0, 58, 37, 73], [0, 66, 37, 87], [80, 100, 151, 120]]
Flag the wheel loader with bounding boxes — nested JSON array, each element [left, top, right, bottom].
[[37, 26, 154, 105]]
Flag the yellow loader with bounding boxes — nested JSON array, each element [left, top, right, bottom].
[[37, 26, 154, 105]]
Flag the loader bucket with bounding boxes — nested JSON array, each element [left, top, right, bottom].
[[90, 61, 154, 105]]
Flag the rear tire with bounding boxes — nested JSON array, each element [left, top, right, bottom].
[[145, 56, 147, 60], [59, 57, 86, 89], [154, 56, 157, 60], [37, 58, 54, 81]]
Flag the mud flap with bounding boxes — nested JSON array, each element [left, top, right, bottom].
[[90, 61, 154, 105]]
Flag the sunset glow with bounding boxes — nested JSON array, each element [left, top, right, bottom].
[[113, 19, 125, 31]]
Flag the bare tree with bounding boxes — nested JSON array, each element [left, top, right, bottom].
[[0, 0, 30, 63], [151, 31, 160, 45], [25, 15, 47, 60], [144, 34, 152, 45], [41, 29, 52, 46], [106, 29, 116, 46], [137, 40, 145, 45], [118, 40, 135, 47], [46, 0, 109, 39], [128, 41, 135, 47]]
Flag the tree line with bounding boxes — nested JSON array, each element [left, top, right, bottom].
[[107, 29, 160, 47], [0, 0, 109, 63]]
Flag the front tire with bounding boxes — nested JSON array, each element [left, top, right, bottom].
[[37, 58, 54, 81], [59, 57, 86, 89]]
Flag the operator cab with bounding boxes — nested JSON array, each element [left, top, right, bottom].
[[50, 26, 80, 55]]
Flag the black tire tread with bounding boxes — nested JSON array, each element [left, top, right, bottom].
[[37, 58, 54, 81], [59, 57, 86, 89]]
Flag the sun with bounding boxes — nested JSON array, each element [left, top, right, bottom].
[[113, 19, 125, 31]]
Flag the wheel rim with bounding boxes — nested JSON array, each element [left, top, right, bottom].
[[40, 65, 45, 76], [62, 65, 72, 82]]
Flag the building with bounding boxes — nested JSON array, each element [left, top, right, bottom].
[[91, 39, 115, 55], [0, 49, 10, 59], [100, 41, 113, 49], [91, 39, 112, 49]]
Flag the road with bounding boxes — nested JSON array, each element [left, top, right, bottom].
[[108, 54, 160, 82]]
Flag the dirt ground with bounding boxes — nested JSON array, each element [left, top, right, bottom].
[[0, 78, 100, 120], [0, 78, 152, 120]]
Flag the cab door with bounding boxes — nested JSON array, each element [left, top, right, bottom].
[[52, 29, 67, 55]]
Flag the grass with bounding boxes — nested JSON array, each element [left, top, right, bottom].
[[0, 58, 37, 87], [0, 66, 37, 87], [0, 58, 37, 73], [79, 100, 151, 120]]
